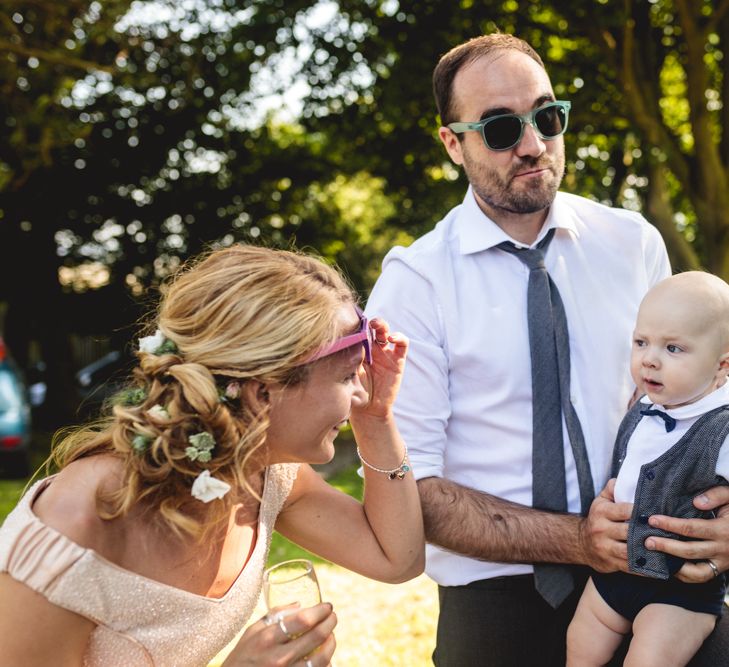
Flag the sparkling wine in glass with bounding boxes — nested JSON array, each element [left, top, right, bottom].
[[263, 558, 322, 610]]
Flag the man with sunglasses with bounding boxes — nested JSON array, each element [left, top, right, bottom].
[[367, 33, 729, 666]]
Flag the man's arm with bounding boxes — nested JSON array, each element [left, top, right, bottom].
[[368, 257, 632, 572], [418, 476, 633, 572]]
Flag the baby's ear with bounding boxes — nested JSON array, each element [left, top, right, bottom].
[[719, 351, 729, 371]]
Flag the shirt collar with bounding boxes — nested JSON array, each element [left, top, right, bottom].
[[457, 186, 580, 255], [639, 382, 729, 420]]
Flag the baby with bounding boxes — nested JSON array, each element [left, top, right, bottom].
[[567, 271, 729, 667]]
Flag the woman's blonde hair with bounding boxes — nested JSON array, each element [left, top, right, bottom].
[[52, 244, 355, 539]]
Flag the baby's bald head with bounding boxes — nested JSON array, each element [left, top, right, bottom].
[[642, 271, 729, 350]]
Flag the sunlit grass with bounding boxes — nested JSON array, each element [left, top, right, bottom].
[[209, 565, 438, 667], [0, 480, 25, 521]]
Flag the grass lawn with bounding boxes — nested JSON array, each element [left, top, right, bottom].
[[0, 479, 27, 520], [0, 455, 438, 666]]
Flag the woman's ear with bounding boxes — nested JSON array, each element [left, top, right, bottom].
[[243, 381, 270, 411]]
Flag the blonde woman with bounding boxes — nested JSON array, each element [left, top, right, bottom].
[[0, 245, 424, 667]]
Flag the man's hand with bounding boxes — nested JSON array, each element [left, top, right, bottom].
[[579, 479, 632, 572], [647, 485, 729, 583]]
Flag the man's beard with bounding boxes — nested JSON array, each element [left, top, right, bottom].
[[465, 154, 565, 216]]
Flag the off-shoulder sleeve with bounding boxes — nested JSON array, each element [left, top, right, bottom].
[[0, 478, 86, 596]]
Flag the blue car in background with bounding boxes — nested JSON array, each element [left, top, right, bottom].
[[0, 338, 31, 478]]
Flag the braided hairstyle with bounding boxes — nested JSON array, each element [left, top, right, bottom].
[[52, 244, 356, 539]]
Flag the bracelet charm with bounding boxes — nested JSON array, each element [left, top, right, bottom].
[[357, 445, 411, 480], [388, 463, 411, 480]]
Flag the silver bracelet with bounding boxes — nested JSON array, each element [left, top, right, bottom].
[[356, 445, 411, 479]]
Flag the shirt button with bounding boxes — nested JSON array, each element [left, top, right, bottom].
[[638, 514, 649, 524], [645, 470, 655, 480], [636, 557, 647, 567]]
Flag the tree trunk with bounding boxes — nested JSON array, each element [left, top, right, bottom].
[[643, 162, 700, 275]]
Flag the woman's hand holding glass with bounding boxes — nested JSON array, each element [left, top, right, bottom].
[[263, 559, 322, 610], [221, 602, 336, 667], [223, 561, 333, 667]]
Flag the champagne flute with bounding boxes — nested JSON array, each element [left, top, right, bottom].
[[263, 558, 322, 610]]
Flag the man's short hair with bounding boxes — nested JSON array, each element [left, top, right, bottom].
[[433, 33, 545, 127]]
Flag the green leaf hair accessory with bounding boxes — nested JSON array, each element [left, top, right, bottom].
[[138, 329, 178, 355], [131, 433, 152, 454], [156, 338, 178, 355], [147, 404, 170, 421], [118, 387, 147, 406], [185, 431, 215, 462]]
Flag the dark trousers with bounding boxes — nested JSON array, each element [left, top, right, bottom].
[[433, 574, 584, 667], [433, 574, 729, 667]]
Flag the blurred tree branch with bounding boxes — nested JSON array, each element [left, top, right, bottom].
[[0, 39, 115, 73]]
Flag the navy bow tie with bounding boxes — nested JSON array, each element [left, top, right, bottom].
[[640, 407, 676, 432]]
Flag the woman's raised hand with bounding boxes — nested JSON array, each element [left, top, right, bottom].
[[355, 318, 408, 420]]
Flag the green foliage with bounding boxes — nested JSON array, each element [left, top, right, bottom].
[[659, 54, 693, 152], [327, 459, 364, 501], [0, 0, 720, 279], [4, 0, 729, 424]]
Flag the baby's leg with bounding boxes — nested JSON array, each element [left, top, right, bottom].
[[624, 603, 716, 667], [566, 577, 632, 666]]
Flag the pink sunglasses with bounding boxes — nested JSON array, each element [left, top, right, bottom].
[[307, 306, 374, 364]]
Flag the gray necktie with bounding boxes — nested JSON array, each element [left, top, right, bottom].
[[498, 228, 595, 609]]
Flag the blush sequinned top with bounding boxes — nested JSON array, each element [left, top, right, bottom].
[[0, 463, 299, 666]]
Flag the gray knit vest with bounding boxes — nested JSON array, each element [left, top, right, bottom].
[[610, 400, 729, 579]]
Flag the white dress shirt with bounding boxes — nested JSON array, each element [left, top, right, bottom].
[[366, 187, 670, 586], [614, 383, 729, 504]]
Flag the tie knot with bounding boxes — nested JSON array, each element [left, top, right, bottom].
[[497, 243, 546, 271], [496, 228, 555, 271], [519, 247, 546, 271]]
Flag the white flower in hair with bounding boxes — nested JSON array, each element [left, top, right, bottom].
[[139, 329, 166, 354], [147, 404, 170, 421], [191, 470, 231, 503]]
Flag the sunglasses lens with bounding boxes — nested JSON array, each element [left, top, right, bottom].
[[482, 116, 523, 150], [535, 104, 568, 138]]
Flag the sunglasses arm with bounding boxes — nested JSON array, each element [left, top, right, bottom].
[[447, 121, 483, 133]]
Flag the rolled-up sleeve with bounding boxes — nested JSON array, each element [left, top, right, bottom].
[[366, 254, 450, 480]]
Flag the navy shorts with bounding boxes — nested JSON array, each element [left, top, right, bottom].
[[592, 571, 727, 621]]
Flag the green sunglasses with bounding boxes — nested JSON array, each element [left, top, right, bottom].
[[447, 100, 571, 151]]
